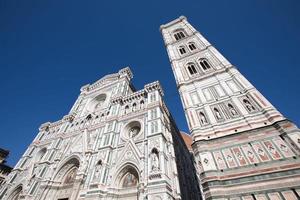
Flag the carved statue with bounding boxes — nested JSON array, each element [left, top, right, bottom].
[[199, 112, 207, 125], [243, 99, 256, 112], [228, 104, 237, 116], [151, 152, 159, 171], [214, 108, 222, 120], [93, 164, 102, 180]]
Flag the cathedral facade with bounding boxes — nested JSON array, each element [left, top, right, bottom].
[[0, 68, 200, 200], [1, 16, 300, 200]]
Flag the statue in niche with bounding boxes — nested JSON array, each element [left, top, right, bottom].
[[228, 104, 237, 116], [93, 161, 102, 180], [122, 172, 138, 188], [151, 151, 159, 171], [214, 108, 222, 120], [132, 103, 137, 112], [243, 99, 256, 112], [140, 100, 145, 109], [199, 112, 208, 125]]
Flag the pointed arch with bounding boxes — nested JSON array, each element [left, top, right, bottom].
[[7, 184, 23, 200], [52, 155, 81, 183], [113, 162, 140, 188]]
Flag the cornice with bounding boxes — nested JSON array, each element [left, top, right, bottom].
[[160, 16, 187, 31], [39, 122, 51, 131], [80, 67, 133, 95], [144, 81, 164, 96]]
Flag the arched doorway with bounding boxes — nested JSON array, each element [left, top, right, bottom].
[[53, 158, 80, 200]]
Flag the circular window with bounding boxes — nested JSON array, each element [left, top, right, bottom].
[[128, 126, 140, 138], [94, 94, 106, 110], [123, 121, 142, 140], [87, 94, 107, 112]]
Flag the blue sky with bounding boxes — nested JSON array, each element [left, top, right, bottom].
[[0, 0, 299, 166]]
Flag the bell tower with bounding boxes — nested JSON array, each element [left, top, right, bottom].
[[161, 16, 300, 200]]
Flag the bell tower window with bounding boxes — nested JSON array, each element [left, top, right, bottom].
[[188, 43, 197, 51], [187, 63, 198, 75], [199, 59, 212, 71], [179, 46, 186, 54], [174, 31, 186, 41]]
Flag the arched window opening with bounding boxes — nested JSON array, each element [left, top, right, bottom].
[[199, 59, 212, 71], [188, 43, 197, 51], [179, 46, 186, 54], [86, 114, 92, 120], [140, 100, 145, 109], [187, 64, 197, 75], [124, 105, 129, 114], [174, 31, 186, 41], [132, 103, 137, 111]]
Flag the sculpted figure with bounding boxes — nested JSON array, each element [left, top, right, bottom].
[[151, 152, 159, 171]]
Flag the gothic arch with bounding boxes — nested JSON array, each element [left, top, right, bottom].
[[113, 162, 140, 188], [7, 184, 23, 200], [52, 155, 81, 183]]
